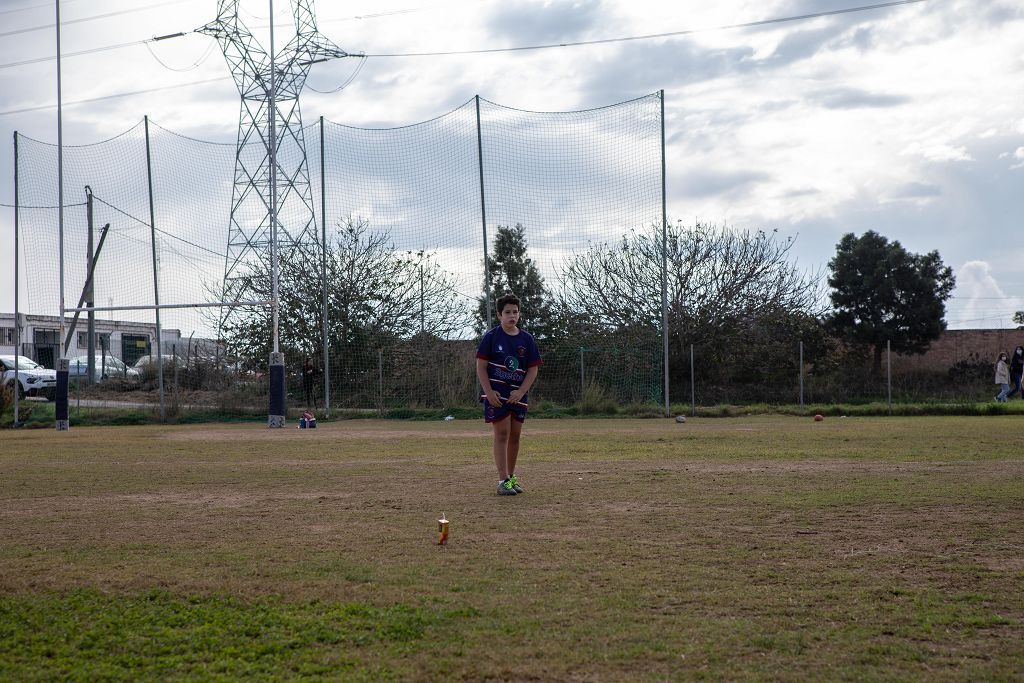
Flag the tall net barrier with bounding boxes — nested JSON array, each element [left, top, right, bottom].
[[478, 97, 664, 407], [14, 92, 666, 416], [18, 126, 160, 384], [16, 123, 267, 413], [315, 103, 483, 411], [313, 94, 665, 410]]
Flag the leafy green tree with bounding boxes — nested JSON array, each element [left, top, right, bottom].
[[476, 223, 555, 337], [1013, 311, 1023, 329], [827, 230, 955, 374]]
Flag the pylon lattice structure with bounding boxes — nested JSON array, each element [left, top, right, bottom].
[[197, 0, 350, 305]]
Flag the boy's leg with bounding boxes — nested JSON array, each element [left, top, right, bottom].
[[492, 416, 511, 480], [507, 418, 524, 476]]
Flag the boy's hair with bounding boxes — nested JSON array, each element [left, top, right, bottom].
[[495, 292, 521, 314]]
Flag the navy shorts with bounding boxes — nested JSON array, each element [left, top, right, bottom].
[[483, 399, 527, 423]]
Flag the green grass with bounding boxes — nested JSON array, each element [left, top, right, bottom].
[[6, 397, 1024, 429], [0, 590, 460, 681], [1, 416, 1022, 680]]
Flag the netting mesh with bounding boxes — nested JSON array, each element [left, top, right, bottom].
[[14, 92, 665, 413], [478, 97, 663, 405]]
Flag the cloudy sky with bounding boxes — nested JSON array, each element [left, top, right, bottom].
[[1, 0, 1022, 329]]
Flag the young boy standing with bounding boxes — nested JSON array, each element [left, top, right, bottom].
[[476, 293, 543, 496]]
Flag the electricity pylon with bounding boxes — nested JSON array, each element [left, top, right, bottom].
[[198, 0, 350, 303]]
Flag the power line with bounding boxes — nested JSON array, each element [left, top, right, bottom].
[[0, 202, 87, 209], [144, 40, 218, 73], [245, 2, 454, 27], [0, 0, 932, 116], [0, 0, 193, 39], [306, 55, 368, 94], [360, 0, 930, 57], [92, 194, 226, 260], [0, 39, 154, 71], [0, 0, 930, 70], [0, 76, 231, 117], [0, 0, 84, 18]]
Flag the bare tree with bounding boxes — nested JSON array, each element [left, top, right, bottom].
[[558, 222, 825, 396], [218, 216, 472, 366], [561, 221, 822, 340]]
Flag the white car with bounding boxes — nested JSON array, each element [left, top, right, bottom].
[[133, 354, 179, 370], [0, 355, 57, 400], [67, 355, 141, 384]]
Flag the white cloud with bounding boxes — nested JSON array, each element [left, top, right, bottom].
[[1010, 146, 1024, 170], [948, 261, 1023, 330], [900, 141, 973, 163]]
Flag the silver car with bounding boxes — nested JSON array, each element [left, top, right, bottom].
[[0, 355, 57, 400], [67, 355, 142, 384]]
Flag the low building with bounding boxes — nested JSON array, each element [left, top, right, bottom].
[[0, 312, 183, 369]]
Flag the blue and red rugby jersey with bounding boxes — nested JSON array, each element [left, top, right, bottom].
[[476, 326, 543, 407]]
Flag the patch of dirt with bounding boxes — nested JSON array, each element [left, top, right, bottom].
[[162, 424, 483, 442]]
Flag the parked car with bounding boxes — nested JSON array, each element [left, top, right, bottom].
[[133, 354, 179, 370], [132, 354, 180, 381], [0, 355, 57, 400], [67, 354, 141, 384]]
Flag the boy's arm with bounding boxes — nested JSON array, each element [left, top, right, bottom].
[[508, 365, 539, 404], [476, 358, 502, 406]]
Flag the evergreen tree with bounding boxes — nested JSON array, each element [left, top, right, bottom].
[[827, 230, 955, 374], [476, 224, 554, 337]]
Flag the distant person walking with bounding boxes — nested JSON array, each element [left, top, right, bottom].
[[302, 357, 319, 410], [1007, 346, 1023, 399], [994, 352, 1011, 402]]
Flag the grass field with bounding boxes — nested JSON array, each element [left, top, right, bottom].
[[1, 416, 1022, 681]]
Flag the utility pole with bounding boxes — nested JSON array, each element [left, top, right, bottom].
[[198, 0, 354, 427], [198, 0, 353, 310]]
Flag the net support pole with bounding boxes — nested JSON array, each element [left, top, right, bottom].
[[690, 343, 696, 417], [579, 347, 585, 399], [54, 0, 69, 432], [319, 115, 330, 417], [659, 90, 670, 417], [267, 0, 285, 428], [799, 340, 804, 407], [85, 187, 95, 385], [475, 95, 492, 323], [317, 114, 329, 417], [144, 116, 165, 422], [378, 348, 383, 416], [887, 339, 892, 416], [12, 132, 20, 427]]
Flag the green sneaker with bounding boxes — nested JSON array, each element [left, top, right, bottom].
[[508, 473, 523, 493], [497, 479, 517, 496]]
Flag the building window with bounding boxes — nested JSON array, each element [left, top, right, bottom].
[[76, 332, 112, 350], [34, 329, 59, 345], [0, 327, 13, 345]]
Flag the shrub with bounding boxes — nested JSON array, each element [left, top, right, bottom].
[[578, 381, 618, 415]]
